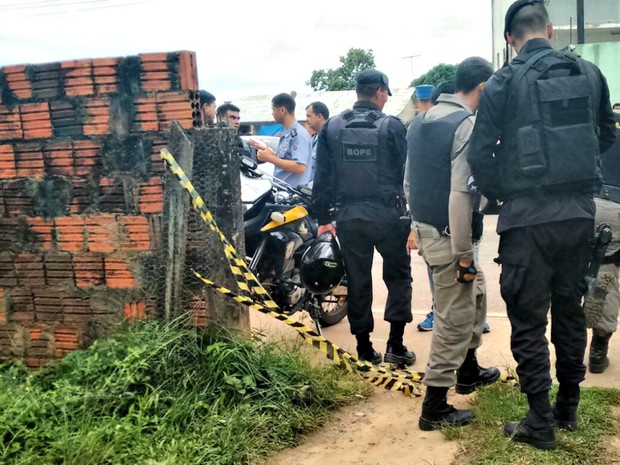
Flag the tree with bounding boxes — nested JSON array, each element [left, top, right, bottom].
[[411, 63, 458, 87], [307, 48, 376, 91]]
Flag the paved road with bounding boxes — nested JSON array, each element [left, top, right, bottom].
[[252, 214, 619, 389]]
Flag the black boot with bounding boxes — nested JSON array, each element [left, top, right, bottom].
[[552, 384, 579, 431], [455, 348, 501, 394], [384, 322, 416, 366], [356, 333, 382, 365], [419, 386, 474, 431], [589, 332, 612, 374], [504, 391, 556, 450]]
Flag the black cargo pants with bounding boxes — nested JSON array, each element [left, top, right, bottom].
[[337, 218, 413, 335], [498, 218, 593, 394]]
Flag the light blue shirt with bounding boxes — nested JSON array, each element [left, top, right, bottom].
[[274, 121, 313, 187]]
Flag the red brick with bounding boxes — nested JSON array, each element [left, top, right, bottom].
[[61, 58, 92, 69], [104, 257, 134, 288], [91, 57, 119, 67], [73, 253, 104, 287], [178, 51, 198, 91], [15, 254, 45, 287], [139, 53, 168, 62], [141, 80, 171, 92], [66, 85, 94, 97], [55, 217, 86, 253], [139, 177, 164, 214], [0, 144, 16, 178], [119, 215, 151, 251], [92, 66, 117, 77], [9, 287, 34, 320], [85, 215, 118, 253], [124, 302, 146, 319], [44, 254, 74, 285], [26, 217, 54, 251], [0, 289, 7, 325], [141, 62, 168, 72]]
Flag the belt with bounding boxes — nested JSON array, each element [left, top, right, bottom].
[[596, 185, 620, 204], [413, 222, 449, 238]]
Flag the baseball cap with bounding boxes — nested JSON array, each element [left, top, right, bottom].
[[504, 0, 544, 41], [356, 69, 392, 96]]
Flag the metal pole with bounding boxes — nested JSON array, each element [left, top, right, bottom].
[[577, 0, 585, 44], [402, 54, 421, 81]]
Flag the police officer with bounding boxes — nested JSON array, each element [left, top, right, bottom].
[[408, 57, 500, 431], [252, 93, 313, 188], [312, 69, 414, 365], [468, 0, 616, 450], [587, 111, 620, 374]]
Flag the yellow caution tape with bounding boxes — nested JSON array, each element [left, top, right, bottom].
[[193, 271, 423, 396], [160, 147, 273, 305], [160, 147, 425, 396]]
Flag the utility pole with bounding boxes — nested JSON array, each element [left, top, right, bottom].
[[403, 54, 421, 81], [577, 0, 585, 44]]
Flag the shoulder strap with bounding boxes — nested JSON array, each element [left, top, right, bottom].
[[511, 48, 554, 88]]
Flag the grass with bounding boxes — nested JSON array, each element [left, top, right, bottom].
[[0, 320, 370, 465], [448, 381, 620, 465]]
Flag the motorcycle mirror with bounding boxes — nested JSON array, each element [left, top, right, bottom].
[[240, 156, 257, 170]]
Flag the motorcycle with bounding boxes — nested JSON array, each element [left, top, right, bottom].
[[240, 156, 347, 334]]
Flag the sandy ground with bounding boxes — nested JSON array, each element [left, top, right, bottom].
[[255, 216, 620, 465]]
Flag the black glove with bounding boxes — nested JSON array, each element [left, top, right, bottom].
[[456, 261, 477, 283]]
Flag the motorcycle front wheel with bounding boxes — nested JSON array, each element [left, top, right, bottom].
[[318, 285, 348, 327]]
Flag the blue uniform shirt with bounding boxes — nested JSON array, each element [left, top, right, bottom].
[[274, 121, 313, 187]]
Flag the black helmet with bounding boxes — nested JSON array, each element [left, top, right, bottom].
[[300, 233, 345, 295]]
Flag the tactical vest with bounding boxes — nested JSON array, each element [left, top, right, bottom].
[[600, 114, 620, 190], [498, 49, 602, 199], [408, 110, 472, 232], [326, 108, 401, 203]]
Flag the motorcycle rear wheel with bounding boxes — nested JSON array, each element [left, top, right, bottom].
[[318, 286, 348, 327]]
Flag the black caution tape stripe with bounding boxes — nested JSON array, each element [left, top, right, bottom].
[[193, 271, 424, 396], [160, 148, 272, 305]]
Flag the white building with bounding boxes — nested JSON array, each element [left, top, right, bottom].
[[492, 0, 620, 69]]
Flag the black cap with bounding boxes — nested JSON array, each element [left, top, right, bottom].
[[504, 0, 544, 41], [356, 69, 392, 96]]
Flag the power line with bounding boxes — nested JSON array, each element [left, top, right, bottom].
[[3, 0, 143, 18], [0, 0, 118, 10]]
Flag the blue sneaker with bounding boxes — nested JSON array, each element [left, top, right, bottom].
[[483, 322, 491, 334], [417, 311, 434, 332]]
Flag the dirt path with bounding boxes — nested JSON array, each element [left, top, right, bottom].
[[267, 389, 466, 465], [256, 215, 620, 465]]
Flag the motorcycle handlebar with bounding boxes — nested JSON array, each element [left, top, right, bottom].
[[239, 156, 312, 204]]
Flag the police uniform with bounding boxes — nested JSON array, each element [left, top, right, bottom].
[[468, 2, 616, 444], [312, 76, 412, 354], [275, 120, 313, 187], [408, 94, 492, 388], [588, 112, 620, 372]]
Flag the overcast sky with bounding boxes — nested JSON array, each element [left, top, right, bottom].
[[0, 0, 493, 102]]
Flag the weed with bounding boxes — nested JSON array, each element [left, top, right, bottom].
[[0, 320, 368, 465], [450, 382, 620, 465]]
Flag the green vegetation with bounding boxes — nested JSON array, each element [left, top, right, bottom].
[[412, 63, 458, 87], [449, 382, 620, 465], [0, 321, 369, 465], [307, 48, 376, 91]]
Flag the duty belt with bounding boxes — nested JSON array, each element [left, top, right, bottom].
[[596, 185, 620, 204]]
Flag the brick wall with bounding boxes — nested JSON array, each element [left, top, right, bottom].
[[0, 51, 200, 367]]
